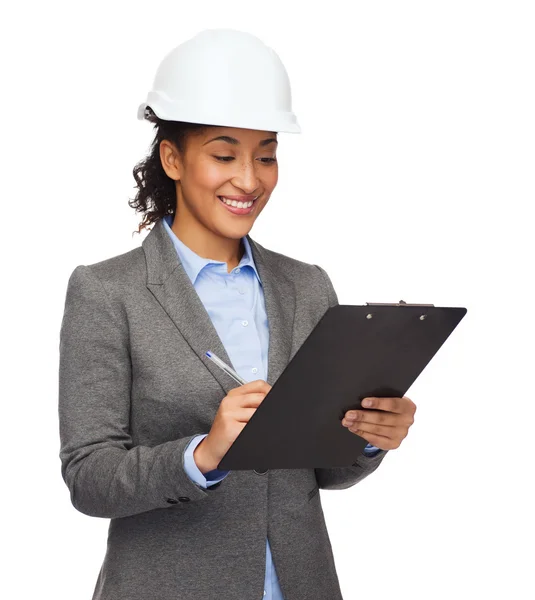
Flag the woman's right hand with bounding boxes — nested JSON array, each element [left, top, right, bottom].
[[193, 379, 272, 474]]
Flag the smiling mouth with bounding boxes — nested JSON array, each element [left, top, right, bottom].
[[217, 196, 259, 208], [217, 195, 260, 216]]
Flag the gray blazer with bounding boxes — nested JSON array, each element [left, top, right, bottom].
[[58, 218, 388, 600]]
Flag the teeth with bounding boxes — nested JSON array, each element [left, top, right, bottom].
[[220, 196, 255, 208]]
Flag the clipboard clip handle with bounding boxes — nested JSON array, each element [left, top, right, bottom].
[[365, 300, 435, 307]]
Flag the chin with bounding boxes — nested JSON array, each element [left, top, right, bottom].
[[225, 225, 253, 239]]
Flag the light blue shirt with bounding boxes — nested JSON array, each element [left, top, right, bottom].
[[162, 214, 380, 599]]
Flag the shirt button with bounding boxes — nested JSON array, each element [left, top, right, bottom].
[[238, 288, 245, 294], [264, 591, 266, 596], [242, 320, 248, 326], [234, 267, 241, 273], [251, 367, 258, 373]]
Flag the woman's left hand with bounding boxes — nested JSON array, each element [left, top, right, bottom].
[[342, 396, 417, 451]]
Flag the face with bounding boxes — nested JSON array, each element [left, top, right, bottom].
[[160, 126, 278, 243]]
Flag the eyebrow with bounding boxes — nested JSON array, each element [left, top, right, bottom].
[[203, 135, 278, 147]]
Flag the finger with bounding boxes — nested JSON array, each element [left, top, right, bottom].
[[229, 379, 271, 395], [234, 407, 259, 422], [343, 409, 399, 427], [362, 396, 408, 414], [240, 392, 268, 407], [225, 392, 266, 408], [346, 420, 397, 440], [346, 427, 393, 450]]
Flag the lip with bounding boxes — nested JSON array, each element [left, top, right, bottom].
[[217, 195, 258, 216], [218, 194, 259, 202]]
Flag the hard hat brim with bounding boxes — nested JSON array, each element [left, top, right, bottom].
[[137, 101, 301, 134]]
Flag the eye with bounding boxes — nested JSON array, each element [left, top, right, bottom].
[[213, 156, 277, 164]]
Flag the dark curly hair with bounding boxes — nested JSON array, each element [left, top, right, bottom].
[[128, 107, 212, 234]]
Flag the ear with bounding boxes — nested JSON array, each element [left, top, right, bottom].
[[159, 139, 182, 181]]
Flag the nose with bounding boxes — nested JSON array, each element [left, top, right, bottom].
[[230, 159, 262, 194]]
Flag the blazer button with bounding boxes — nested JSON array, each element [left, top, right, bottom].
[[254, 469, 268, 475], [178, 496, 190, 502], [166, 498, 179, 504]]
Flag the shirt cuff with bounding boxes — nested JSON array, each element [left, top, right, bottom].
[[184, 433, 230, 488], [363, 443, 382, 456]]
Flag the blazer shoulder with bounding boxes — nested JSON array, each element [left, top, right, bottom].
[[63, 247, 147, 317], [254, 240, 320, 278], [74, 246, 146, 287], [253, 240, 337, 307]]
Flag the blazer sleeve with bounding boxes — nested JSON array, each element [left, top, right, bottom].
[[312, 264, 389, 490], [58, 265, 223, 519]]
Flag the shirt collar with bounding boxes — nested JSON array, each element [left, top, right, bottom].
[[162, 214, 262, 286]]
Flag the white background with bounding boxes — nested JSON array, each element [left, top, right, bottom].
[[2, 1, 534, 598]]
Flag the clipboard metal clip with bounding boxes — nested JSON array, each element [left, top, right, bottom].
[[365, 300, 435, 307]]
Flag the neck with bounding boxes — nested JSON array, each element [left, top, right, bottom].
[[169, 213, 244, 274]]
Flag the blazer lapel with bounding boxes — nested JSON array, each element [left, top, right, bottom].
[[247, 233, 296, 389], [142, 219, 295, 395]]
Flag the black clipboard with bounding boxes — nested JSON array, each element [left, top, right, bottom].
[[217, 301, 467, 471]]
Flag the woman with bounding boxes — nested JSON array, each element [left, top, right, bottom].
[[59, 29, 409, 600]]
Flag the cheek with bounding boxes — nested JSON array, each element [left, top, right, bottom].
[[262, 167, 278, 190], [190, 160, 228, 191]]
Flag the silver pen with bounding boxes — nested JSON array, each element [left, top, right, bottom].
[[205, 350, 248, 385]]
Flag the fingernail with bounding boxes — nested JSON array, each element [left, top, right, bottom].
[[362, 398, 372, 407]]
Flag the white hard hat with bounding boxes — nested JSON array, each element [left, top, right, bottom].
[[137, 28, 301, 134]]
